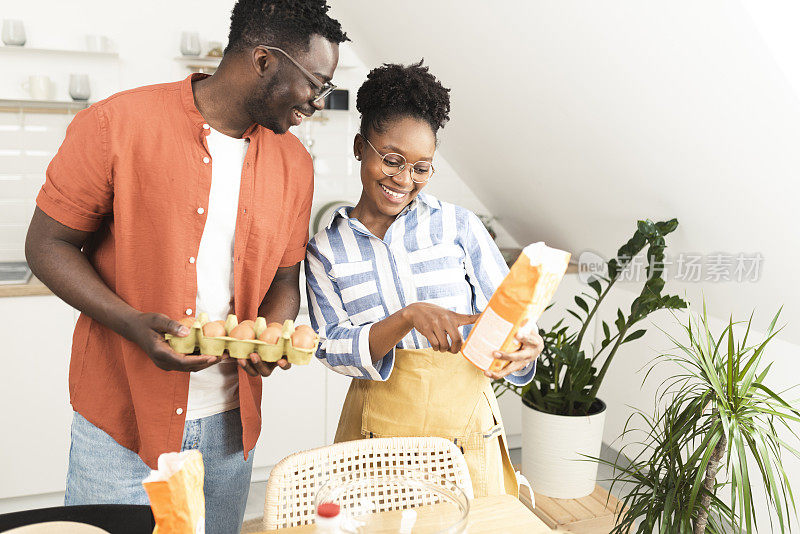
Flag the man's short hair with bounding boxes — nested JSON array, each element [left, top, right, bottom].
[[226, 0, 348, 55]]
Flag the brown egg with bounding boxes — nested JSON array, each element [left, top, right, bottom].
[[230, 321, 256, 340], [291, 325, 317, 349], [258, 322, 283, 344], [178, 317, 195, 329], [202, 320, 227, 338]]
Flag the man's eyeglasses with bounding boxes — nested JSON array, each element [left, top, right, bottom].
[[262, 45, 336, 102], [363, 137, 435, 183]]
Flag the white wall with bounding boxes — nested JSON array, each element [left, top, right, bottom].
[[0, 296, 75, 501], [741, 0, 800, 101], [331, 0, 800, 345], [332, 1, 800, 526]]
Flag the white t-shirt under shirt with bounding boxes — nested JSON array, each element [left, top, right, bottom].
[[185, 127, 249, 420]]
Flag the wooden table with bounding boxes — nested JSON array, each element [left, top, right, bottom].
[[260, 495, 552, 533]]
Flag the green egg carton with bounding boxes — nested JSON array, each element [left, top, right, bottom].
[[166, 313, 319, 363], [284, 319, 320, 365], [255, 317, 286, 363], [164, 316, 201, 354], [196, 313, 231, 357], [220, 314, 261, 359], [166, 313, 263, 359], [285, 343, 316, 365], [254, 319, 319, 364]]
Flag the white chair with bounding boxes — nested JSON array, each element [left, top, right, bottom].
[[260, 436, 474, 530]]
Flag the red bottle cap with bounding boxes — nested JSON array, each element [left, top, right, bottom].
[[317, 502, 340, 518]]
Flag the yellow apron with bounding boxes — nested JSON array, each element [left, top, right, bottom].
[[334, 348, 518, 498]]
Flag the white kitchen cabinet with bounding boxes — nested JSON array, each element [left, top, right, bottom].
[[0, 295, 74, 499], [324, 371, 352, 443], [251, 360, 328, 470], [251, 313, 327, 471]]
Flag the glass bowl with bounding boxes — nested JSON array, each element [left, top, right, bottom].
[[314, 469, 470, 533]]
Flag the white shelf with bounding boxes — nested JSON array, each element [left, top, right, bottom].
[[174, 56, 221, 67], [174, 56, 221, 74], [0, 99, 90, 112], [0, 45, 118, 59], [174, 55, 221, 63]]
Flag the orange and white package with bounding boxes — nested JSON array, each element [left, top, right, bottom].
[[143, 450, 205, 534], [460, 242, 571, 373]]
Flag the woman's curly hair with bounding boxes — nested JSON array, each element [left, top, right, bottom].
[[357, 60, 451, 138]]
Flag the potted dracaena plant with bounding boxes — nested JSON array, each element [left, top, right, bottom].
[[597, 303, 799, 534], [494, 218, 687, 498]]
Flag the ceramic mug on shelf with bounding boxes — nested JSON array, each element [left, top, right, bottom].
[[22, 75, 53, 101], [180, 31, 201, 56], [69, 74, 90, 101], [2, 19, 26, 46]]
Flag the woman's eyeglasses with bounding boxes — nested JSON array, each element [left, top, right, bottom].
[[363, 137, 435, 183]]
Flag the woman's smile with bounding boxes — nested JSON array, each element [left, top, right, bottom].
[[379, 182, 411, 204]]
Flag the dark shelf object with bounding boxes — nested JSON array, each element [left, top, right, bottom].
[[324, 89, 349, 110]]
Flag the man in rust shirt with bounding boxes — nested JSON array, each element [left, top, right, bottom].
[[24, 1, 347, 532]]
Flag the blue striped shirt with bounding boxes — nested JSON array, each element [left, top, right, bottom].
[[304, 193, 535, 386]]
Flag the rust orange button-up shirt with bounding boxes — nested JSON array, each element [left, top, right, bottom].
[[36, 74, 314, 468]]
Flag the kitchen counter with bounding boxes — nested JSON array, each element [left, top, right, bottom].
[[0, 277, 53, 298]]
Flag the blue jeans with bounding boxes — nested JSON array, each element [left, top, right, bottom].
[[65, 409, 254, 534]]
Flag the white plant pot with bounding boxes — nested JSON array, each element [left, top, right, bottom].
[[521, 398, 607, 499]]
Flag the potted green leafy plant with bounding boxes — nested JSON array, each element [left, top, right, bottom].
[[494, 218, 687, 498], [597, 303, 799, 533]]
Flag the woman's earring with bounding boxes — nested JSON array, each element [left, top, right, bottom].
[[356, 155, 361, 161]]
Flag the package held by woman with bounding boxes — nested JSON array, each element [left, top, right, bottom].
[[461, 242, 571, 373]]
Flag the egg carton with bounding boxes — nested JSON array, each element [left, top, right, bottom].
[[165, 313, 319, 365]]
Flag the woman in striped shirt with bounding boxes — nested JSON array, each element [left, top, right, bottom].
[[305, 61, 544, 497]]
